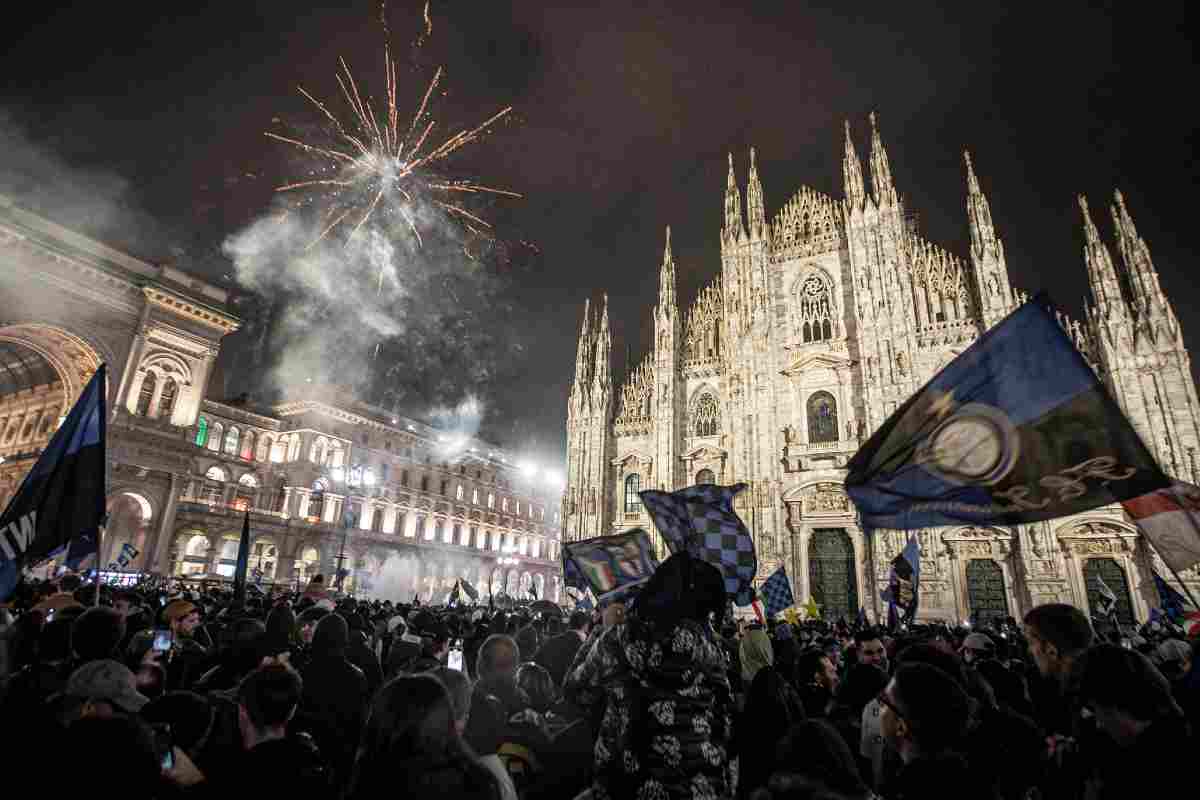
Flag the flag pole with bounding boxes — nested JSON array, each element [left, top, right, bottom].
[[93, 521, 103, 607]]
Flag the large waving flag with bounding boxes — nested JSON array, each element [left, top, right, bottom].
[[0, 365, 107, 601], [459, 576, 479, 602], [882, 535, 921, 626], [845, 297, 1167, 529], [231, 511, 252, 607], [1152, 571, 1193, 626], [1122, 482, 1200, 575], [561, 528, 660, 605], [639, 483, 758, 605], [759, 566, 795, 619]]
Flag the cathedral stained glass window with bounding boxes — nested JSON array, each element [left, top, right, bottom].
[[693, 393, 720, 437], [799, 274, 834, 343], [807, 391, 838, 443], [624, 474, 642, 513]]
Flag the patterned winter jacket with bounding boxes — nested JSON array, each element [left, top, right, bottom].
[[564, 619, 737, 800]]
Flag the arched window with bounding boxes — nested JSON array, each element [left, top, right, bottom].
[[693, 393, 720, 437], [287, 435, 301, 462], [158, 378, 178, 419], [311, 437, 327, 465], [256, 436, 272, 462], [798, 273, 835, 342], [456, 484, 464, 501], [136, 372, 156, 416], [807, 391, 839, 444], [194, 416, 209, 447], [487, 493, 495, 509], [205, 466, 227, 482], [696, 468, 716, 485], [207, 421, 223, 452], [421, 475, 430, 492], [240, 430, 255, 460], [235, 473, 258, 511], [238, 473, 259, 488], [329, 445, 345, 468], [401, 470, 410, 488], [224, 426, 240, 455], [624, 474, 642, 513], [472, 488, 479, 505]]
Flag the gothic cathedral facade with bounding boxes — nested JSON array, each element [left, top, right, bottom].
[[563, 113, 1200, 624]]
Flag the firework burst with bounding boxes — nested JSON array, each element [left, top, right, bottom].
[[267, 7, 520, 254]]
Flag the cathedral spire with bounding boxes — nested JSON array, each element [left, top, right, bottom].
[[1079, 194, 1125, 318], [1109, 189, 1166, 316], [745, 147, 767, 238], [570, 298, 593, 413], [658, 225, 677, 317], [868, 111, 898, 208], [592, 293, 612, 397], [964, 150, 998, 257], [842, 120, 866, 210], [723, 152, 746, 242]]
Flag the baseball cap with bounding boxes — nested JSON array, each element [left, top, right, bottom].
[[1153, 639, 1191, 668], [65, 659, 149, 713], [963, 632, 996, 654]]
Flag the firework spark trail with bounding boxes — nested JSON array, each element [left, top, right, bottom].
[[269, 43, 519, 253]]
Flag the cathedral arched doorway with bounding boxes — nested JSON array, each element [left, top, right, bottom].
[[807, 528, 857, 621], [1083, 557, 1135, 626], [103, 492, 153, 570], [965, 559, 1009, 624]]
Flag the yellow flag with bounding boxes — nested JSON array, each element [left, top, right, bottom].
[[804, 597, 821, 620], [783, 606, 800, 625]]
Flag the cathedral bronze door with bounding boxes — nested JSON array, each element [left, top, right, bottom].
[[965, 559, 1008, 624], [1083, 558, 1135, 625], [808, 528, 857, 621]]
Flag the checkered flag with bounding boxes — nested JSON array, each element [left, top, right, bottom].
[[759, 566, 794, 618], [640, 483, 758, 605]]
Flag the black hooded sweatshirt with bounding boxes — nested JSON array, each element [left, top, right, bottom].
[[297, 613, 367, 787]]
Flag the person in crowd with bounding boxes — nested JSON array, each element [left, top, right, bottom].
[[854, 628, 888, 671], [162, 598, 210, 690], [297, 612, 368, 788], [565, 551, 736, 800], [515, 623, 541, 663], [224, 661, 329, 794], [193, 617, 266, 692], [534, 610, 589, 688], [517, 661, 556, 713], [433, 665, 520, 800], [737, 648, 807, 798], [349, 674, 502, 800], [62, 715, 170, 797], [57, 658, 150, 722], [33, 573, 84, 614], [878, 662, 980, 799], [827, 662, 887, 781], [795, 647, 840, 718], [263, 602, 297, 660], [759, 719, 877, 800], [465, 634, 531, 756], [740, 627, 774, 694], [1152, 637, 1199, 732], [344, 610, 385, 695], [959, 631, 996, 666], [71, 606, 126, 663], [303, 573, 331, 602], [1072, 643, 1194, 799], [413, 617, 453, 672], [1022, 602, 1094, 736]]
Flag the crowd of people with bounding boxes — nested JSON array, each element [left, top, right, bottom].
[[0, 554, 1196, 799]]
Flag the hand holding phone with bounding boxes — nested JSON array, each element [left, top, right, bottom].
[[153, 628, 173, 653]]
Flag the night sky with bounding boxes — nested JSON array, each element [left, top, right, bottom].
[[1, 1, 1194, 469]]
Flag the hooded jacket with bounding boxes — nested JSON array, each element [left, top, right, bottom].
[[297, 613, 367, 786]]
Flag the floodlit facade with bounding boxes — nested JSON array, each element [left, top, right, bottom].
[[0, 194, 562, 602], [564, 114, 1200, 623]]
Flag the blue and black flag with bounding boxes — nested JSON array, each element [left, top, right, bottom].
[[846, 297, 1167, 529], [0, 364, 107, 600], [231, 511, 252, 607]]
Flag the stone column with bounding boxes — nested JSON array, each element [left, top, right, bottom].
[[147, 473, 180, 573]]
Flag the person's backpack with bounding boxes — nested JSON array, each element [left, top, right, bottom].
[[495, 707, 550, 794]]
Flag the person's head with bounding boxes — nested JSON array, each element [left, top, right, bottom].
[[353, 675, 498, 799], [880, 663, 971, 762], [837, 663, 889, 716], [311, 611, 349, 656], [893, 643, 967, 689], [476, 634, 520, 686], [421, 619, 452, 661], [771, 719, 871, 798], [310, 574, 325, 587], [59, 573, 82, 594], [64, 716, 161, 797], [264, 603, 297, 657], [222, 618, 268, 677], [514, 625, 539, 662], [960, 632, 996, 665], [854, 628, 887, 670], [297, 606, 330, 644], [1152, 639, 1194, 682], [1023, 603, 1094, 681], [135, 661, 166, 701], [516, 662, 556, 713], [634, 550, 725, 631], [1074, 644, 1183, 747], [163, 600, 201, 639], [112, 590, 137, 618], [237, 662, 303, 749], [741, 627, 775, 684], [796, 648, 838, 693], [430, 666, 473, 734], [64, 659, 149, 720], [568, 610, 590, 634], [71, 606, 127, 663]]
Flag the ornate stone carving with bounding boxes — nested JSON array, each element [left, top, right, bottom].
[[802, 482, 850, 514]]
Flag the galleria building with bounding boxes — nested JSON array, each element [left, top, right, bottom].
[[564, 113, 1200, 624], [0, 195, 564, 603]]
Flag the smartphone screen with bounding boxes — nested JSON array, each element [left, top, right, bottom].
[[448, 648, 464, 671], [153, 725, 174, 771], [153, 629, 173, 652]]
